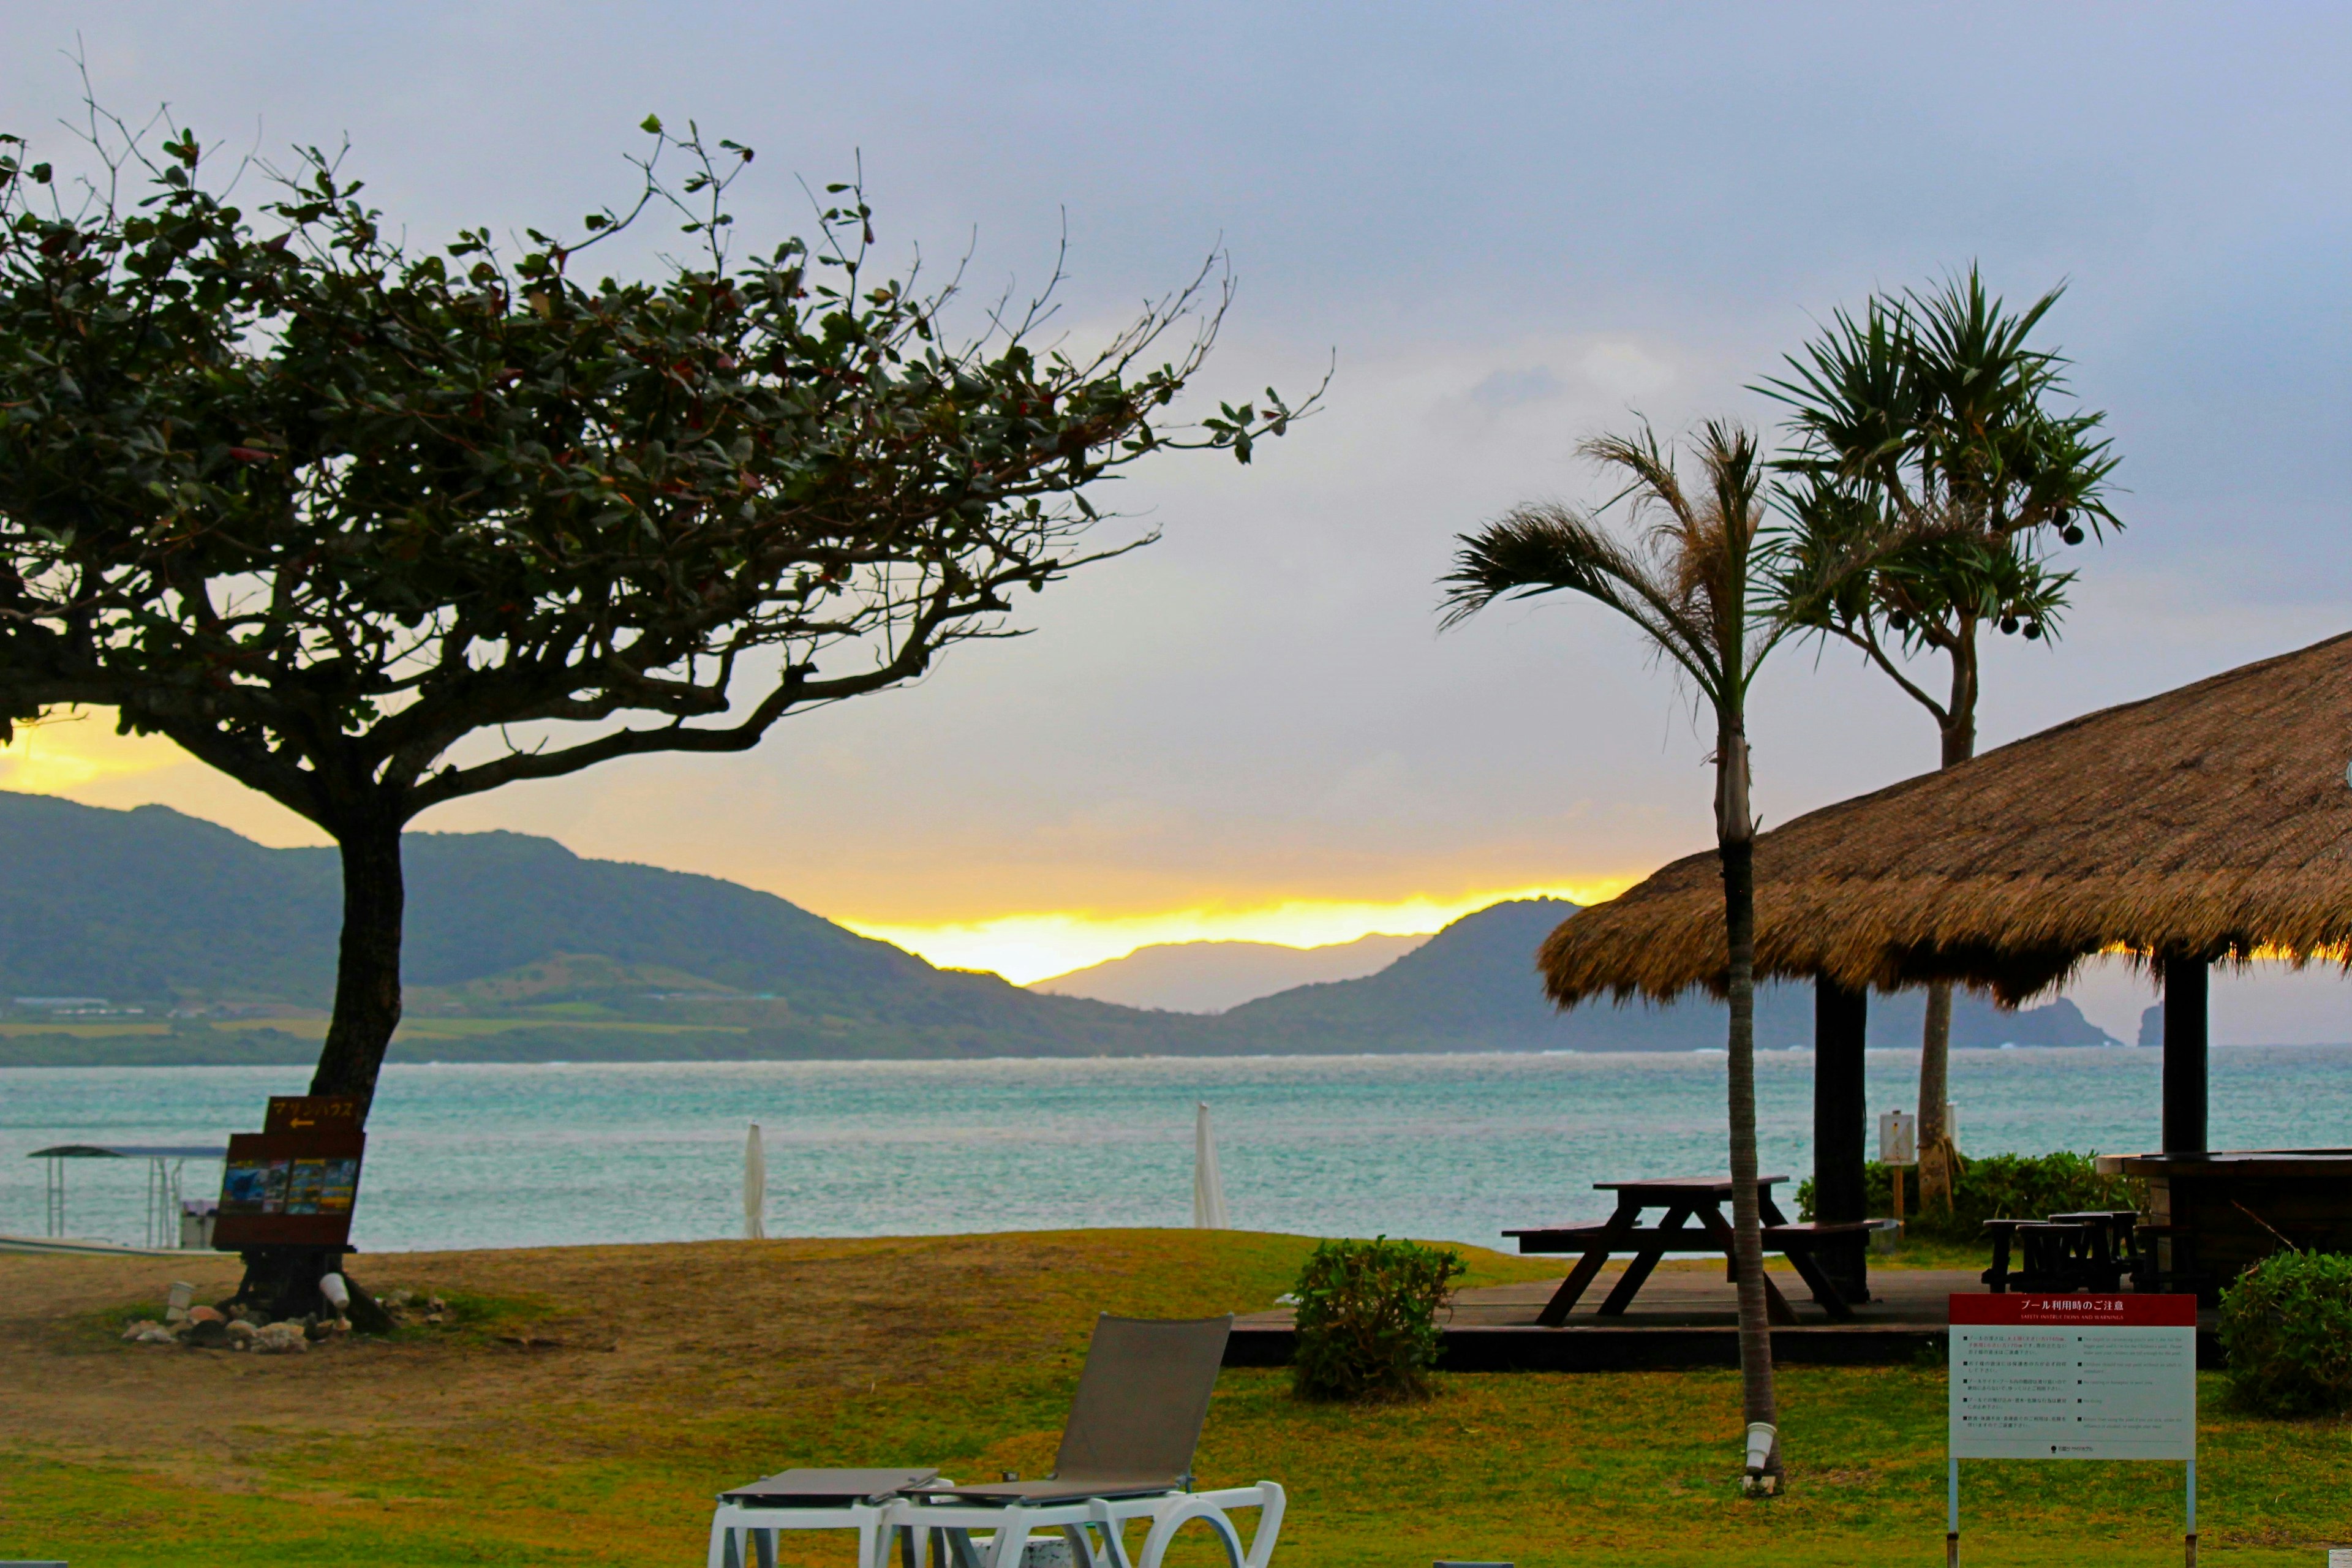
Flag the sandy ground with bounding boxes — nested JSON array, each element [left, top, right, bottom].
[[0, 1232, 1135, 1468]]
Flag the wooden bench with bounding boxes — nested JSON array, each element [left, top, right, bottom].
[[1505, 1177, 1879, 1325]]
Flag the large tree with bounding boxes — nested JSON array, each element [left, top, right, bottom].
[[1760, 270, 2119, 1207], [0, 110, 1307, 1120], [1441, 421, 1792, 1491]]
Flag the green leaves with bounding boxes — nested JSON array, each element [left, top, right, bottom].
[[0, 104, 1311, 840], [1289, 1236, 1464, 1403], [1758, 266, 2121, 683], [2220, 1251, 2352, 1417]]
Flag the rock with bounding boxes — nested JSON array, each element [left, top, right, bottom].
[[253, 1322, 309, 1355], [184, 1318, 230, 1348]]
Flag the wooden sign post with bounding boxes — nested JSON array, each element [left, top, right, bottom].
[[1879, 1110, 1917, 1229], [1948, 1293, 2199, 1566], [214, 1095, 366, 1249], [214, 1096, 369, 1320]]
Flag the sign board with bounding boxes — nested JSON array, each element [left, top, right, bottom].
[[1879, 1109, 1917, 1166], [1950, 1294, 2196, 1460], [213, 1096, 366, 1250]]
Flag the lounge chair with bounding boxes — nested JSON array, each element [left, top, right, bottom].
[[897, 1314, 1282, 1568], [709, 1316, 1282, 1568], [708, 1468, 944, 1568]]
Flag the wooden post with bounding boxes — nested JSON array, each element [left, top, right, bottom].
[[2162, 956, 2209, 1155], [1814, 977, 1869, 1300]]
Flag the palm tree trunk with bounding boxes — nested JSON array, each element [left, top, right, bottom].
[[1717, 731, 1779, 1485], [1917, 644, 1979, 1215]]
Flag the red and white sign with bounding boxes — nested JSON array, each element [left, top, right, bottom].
[[1950, 1294, 2198, 1328], [1950, 1294, 2197, 1461]]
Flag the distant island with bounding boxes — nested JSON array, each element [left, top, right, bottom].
[[1030, 932, 1431, 1012], [0, 791, 2119, 1066]]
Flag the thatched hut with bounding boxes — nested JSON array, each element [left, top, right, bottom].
[[1539, 630, 2352, 1294]]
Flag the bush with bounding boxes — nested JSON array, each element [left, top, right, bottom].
[[1289, 1236, 1464, 1403], [1796, 1150, 2141, 1240], [2219, 1252, 2352, 1415]]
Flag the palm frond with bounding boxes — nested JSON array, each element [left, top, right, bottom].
[[1440, 421, 1784, 703]]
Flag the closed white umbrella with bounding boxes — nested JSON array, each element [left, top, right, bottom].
[[1192, 1102, 1230, 1230], [743, 1122, 767, 1240]]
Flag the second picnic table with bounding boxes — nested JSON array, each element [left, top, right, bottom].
[[1504, 1175, 1874, 1326]]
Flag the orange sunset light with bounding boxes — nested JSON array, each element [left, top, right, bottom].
[[843, 880, 1637, 986]]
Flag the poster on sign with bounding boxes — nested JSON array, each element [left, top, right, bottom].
[[213, 1095, 368, 1250]]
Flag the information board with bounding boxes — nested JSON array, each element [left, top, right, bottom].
[[213, 1095, 366, 1250], [1950, 1294, 2196, 1461]]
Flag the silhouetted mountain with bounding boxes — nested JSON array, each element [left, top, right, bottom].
[[1030, 932, 1429, 1012], [0, 792, 1212, 1060], [0, 793, 2121, 1065], [1215, 897, 2120, 1052]]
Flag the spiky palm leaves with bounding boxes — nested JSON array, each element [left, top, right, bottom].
[[1441, 423, 1775, 813], [1760, 267, 2120, 701], [1440, 420, 1789, 1488]]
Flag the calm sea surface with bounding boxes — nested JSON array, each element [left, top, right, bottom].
[[4, 1046, 2347, 1253]]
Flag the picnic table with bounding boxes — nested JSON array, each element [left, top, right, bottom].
[[1504, 1175, 1876, 1327]]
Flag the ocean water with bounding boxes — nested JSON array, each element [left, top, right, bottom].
[[4, 1045, 2348, 1254]]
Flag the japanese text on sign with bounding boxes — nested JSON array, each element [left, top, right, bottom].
[[1950, 1294, 2196, 1461]]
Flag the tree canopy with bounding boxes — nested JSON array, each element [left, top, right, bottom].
[[0, 104, 1310, 1112], [1760, 268, 2119, 760]]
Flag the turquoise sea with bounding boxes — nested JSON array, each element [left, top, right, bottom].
[[4, 1046, 2348, 1254]]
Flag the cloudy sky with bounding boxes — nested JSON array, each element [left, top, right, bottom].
[[3, 5, 2348, 1033]]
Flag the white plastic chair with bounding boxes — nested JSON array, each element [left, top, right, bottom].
[[889, 1480, 1284, 1568], [707, 1468, 945, 1568]]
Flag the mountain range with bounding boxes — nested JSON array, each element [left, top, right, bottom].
[[0, 791, 2119, 1064], [1031, 933, 1430, 1012]]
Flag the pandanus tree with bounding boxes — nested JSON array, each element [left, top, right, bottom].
[[0, 108, 1309, 1123], [1760, 268, 2120, 1208], [1441, 421, 1790, 1490]]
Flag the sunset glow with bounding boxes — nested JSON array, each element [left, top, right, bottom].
[[0, 710, 183, 794], [842, 880, 1635, 984]]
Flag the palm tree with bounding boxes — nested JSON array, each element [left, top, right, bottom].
[[1760, 269, 2120, 1212], [1440, 420, 1789, 1490]]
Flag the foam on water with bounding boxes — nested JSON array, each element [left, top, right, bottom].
[[4, 1045, 2347, 1252]]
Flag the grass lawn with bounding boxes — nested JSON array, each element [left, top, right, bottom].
[[2, 1229, 2346, 1567]]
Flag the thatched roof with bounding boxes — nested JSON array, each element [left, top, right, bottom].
[[1542, 630, 2352, 1007]]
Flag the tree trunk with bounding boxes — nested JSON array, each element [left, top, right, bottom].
[[1917, 647, 1978, 1215], [1717, 732, 1779, 1485], [1917, 981, 1956, 1214], [308, 818, 406, 1125]]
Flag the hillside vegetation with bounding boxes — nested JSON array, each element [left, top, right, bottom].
[[0, 793, 2114, 1065]]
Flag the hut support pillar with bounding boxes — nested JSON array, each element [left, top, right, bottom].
[[1814, 978, 1869, 1302], [2162, 956, 2209, 1155]]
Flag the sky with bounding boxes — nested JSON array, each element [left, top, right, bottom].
[[2, 4, 2349, 1031]]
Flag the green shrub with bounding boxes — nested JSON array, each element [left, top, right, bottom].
[[1796, 1150, 2141, 1240], [1289, 1236, 1464, 1403], [2219, 1251, 2352, 1416]]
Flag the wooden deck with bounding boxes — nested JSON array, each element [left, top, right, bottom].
[[1226, 1262, 2226, 1371]]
